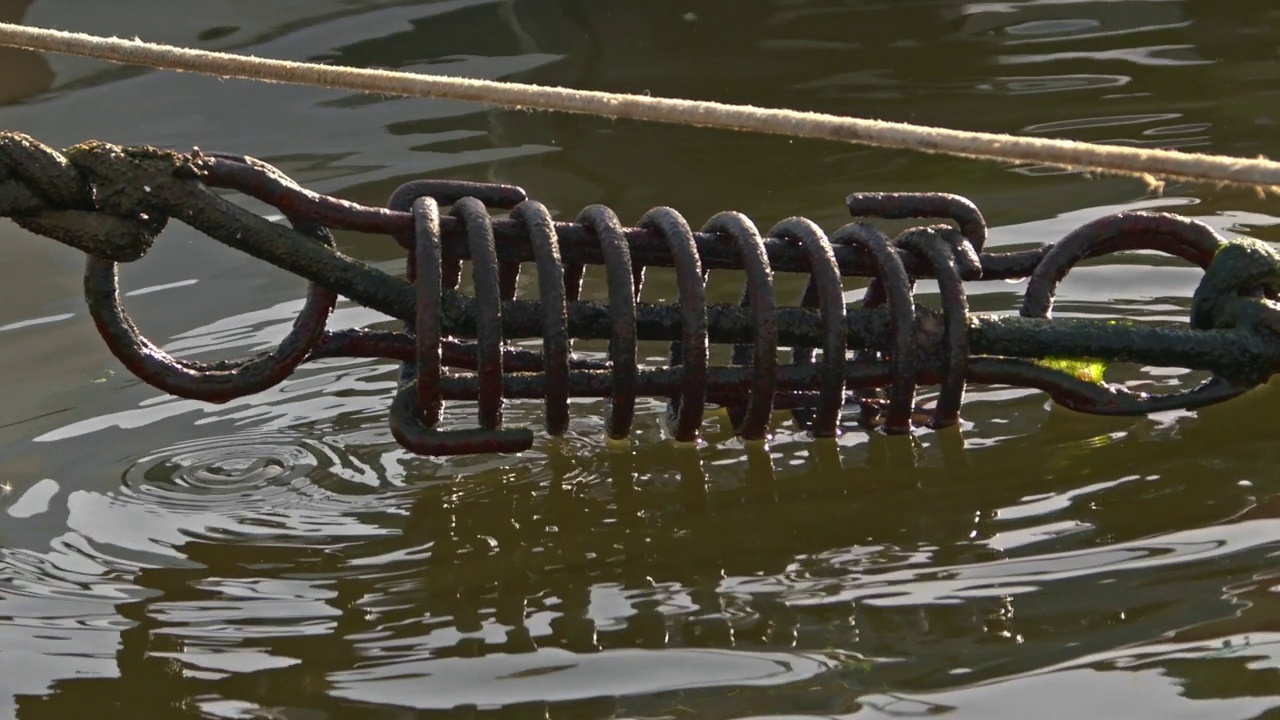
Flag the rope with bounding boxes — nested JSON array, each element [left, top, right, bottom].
[[0, 21, 1277, 192]]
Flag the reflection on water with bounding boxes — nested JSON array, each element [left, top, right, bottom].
[[4, 0, 1280, 717]]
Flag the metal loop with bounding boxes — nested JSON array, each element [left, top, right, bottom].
[[389, 384, 534, 456], [452, 197, 509, 429], [771, 217, 846, 438], [703, 211, 777, 441], [967, 358, 1250, 416], [896, 227, 971, 428], [831, 222, 917, 434], [412, 196, 444, 425], [511, 200, 571, 436], [576, 205, 639, 440], [387, 194, 533, 457], [638, 207, 707, 442], [84, 215, 337, 403], [847, 192, 988, 253], [387, 179, 526, 294], [1022, 212, 1222, 318], [387, 179, 527, 216]]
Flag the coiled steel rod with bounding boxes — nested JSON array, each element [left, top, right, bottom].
[[3, 131, 1280, 456]]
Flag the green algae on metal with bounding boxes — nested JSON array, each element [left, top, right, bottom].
[[1034, 357, 1108, 384]]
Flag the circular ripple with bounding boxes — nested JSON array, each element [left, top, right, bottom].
[[127, 434, 314, 508], [117, 429, 406, 541]]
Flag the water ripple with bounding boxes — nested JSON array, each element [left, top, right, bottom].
[[330, 647, 840, 711], [62, 430, 407, 556]]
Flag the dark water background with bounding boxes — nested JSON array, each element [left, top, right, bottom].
[[4, 1, 1280, 718]]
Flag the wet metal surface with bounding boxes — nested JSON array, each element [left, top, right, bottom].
[[7, 137, 1277, 454], [4, 1, 1280, 718]]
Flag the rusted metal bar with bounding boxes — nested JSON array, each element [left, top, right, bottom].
[[3, 130, 1280, 456]]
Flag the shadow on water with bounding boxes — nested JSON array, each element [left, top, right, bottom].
[[4, 0, 1280, 717]]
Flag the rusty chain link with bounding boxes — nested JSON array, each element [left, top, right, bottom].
[[3, 130, 1280, 455]]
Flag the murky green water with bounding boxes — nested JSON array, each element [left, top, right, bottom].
[[4, 1, 1280, 717]]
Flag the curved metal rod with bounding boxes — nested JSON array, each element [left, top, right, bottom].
[[932, 223, 983, 281], [832, 222, 917, 434], [83, 214, 336, 403], [577, 205, 639, 440], [968, 358, 1251, 415], [847, 192, 988, 253], [639, 207, 707, 442], [898, 227, 971, 428], [308, 328, 611, 373], [703, 211, 777, 441], [385, 179, 528, 247], [196, 154, 1049, 282], [385, 179, 510, 296], [412, 196, 444, 423], [395, 180, 533, 303], [771, 217, 846, 437], [387, 195, 533, 456], [389, 386, 534, 455], [1022, 212, 1223, 318], [511, 200, 571, 436], [452, 197, 508, 429]]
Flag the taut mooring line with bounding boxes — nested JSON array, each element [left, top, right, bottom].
[[1, 21, 1278, 192]]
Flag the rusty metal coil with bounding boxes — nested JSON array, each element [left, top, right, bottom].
[[4, 132, 1280, 457], [358, 176, 1271, 455], [371, 179, 1004, 454]]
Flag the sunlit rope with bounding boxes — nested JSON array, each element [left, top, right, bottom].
[[0, 21, 1278, 192]]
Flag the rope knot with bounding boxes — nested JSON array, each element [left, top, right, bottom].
[[0, 131, 178, 262]]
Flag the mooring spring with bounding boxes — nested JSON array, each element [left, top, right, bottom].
[[4, 132, 1280, 458], [375, 177, 1000, 453]]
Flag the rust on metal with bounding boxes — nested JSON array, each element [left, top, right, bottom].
[[4, 130, 1280, 456]]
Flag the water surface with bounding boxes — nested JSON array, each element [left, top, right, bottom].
[[3, 1, 1280, 718]]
